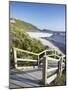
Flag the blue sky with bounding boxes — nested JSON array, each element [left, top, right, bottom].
[[10, 1, 66, 31]]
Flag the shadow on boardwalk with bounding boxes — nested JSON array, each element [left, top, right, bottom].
[[9, 68, 43, 89]]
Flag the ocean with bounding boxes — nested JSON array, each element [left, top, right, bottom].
[[45, 32, 66, 54], [27, 31, 66, 54]]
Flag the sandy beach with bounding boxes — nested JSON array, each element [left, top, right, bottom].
[[27, 32, 65, 55]]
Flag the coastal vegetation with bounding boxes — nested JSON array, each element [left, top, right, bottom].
[[50, 70, 66, 86], [10, 18, 45, 68], [10, 18, 40, 31]]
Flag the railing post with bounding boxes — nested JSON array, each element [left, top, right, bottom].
[[38, 55, 39, 68], [54, 50, 56, 59], [13, 48, 17, 69], [42, 56, 48, 85], [58, 57, 63, 76], [64, 56, 66, 71]]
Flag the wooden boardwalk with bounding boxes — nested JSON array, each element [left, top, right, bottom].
[[10, 68, 42, 88], [9, 47, 65, 89], [9, 62, 65, 89], [9, 68, 56, 88]]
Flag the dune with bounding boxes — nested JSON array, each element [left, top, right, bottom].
[[27, 31, 64, 55]]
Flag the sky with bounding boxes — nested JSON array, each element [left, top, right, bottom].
[[10, 1, 66, 31]]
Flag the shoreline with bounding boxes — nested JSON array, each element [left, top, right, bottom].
[[33, 37, 65, 55], [26, 32, 65, 55], [45, 38, 66, 54]]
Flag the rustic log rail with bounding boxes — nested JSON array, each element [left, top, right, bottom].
[[12, 47, 65, 85], [42, 56, 64, 85]]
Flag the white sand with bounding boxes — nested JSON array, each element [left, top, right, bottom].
[[27, 32, 52, 38], [27, 32, 64, 55]]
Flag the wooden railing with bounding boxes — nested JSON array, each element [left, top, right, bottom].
[[42, 56, 64, 85], [13, 47, 38, 69], [12, 47, 65, 85]]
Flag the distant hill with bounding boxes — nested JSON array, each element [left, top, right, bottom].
[[41, 29, 65, 34], [10, 18, 40, 32], [10, 18, 44, 53]]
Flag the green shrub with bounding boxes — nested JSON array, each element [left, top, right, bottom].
[[10, 28, 45, 68], [50, 71, 66, 86]]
